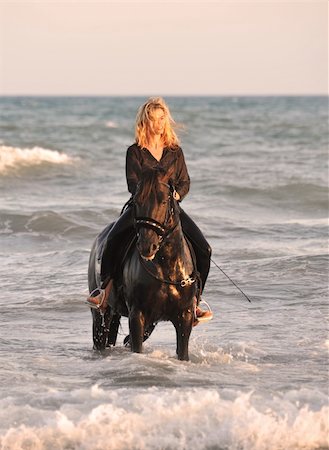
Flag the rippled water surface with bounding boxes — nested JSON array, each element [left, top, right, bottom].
[[0, 96, 328, 450]]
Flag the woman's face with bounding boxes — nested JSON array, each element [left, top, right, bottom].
[[148, 108, 166, 136]]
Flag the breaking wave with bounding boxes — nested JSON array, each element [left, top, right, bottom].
[[0, 387, 327, 450], [0, 145, 76, 173]]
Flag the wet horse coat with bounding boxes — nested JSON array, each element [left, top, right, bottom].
[[88, 168, 198, 360]]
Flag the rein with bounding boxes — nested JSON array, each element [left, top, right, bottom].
[[138, 253, 197, 288]]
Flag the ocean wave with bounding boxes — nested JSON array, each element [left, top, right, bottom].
[[0, 209, 108, 237], [282, 217, 329, 226], [0, 210, 81, 236], [225, 182, 328, 198], [0, 145, 77, 173], [0, 387, 327, 450], [222, 182, 328, 212]]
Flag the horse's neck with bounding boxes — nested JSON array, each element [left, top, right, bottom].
[[160, 225, 194, 275]]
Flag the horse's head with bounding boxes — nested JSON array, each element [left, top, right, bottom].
[[133, 168, 179, 261]]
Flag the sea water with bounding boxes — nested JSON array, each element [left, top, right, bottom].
[[0, 96, 328, 450]]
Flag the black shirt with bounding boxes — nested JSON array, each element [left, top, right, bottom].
[[126, 144, 190, 201]]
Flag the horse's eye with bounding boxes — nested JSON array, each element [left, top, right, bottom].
[[162, 200, 167, 205]]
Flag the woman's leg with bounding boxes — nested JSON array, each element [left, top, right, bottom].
[[87, 206, 134, 310], [180, 209, 212, 291], [100, 206, 134, 285], [180, 209, 213, 323]]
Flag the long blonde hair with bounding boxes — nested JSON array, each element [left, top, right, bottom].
[[135, 97, 180, 149]]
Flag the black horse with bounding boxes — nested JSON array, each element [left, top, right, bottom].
[[88, 168, 198, 361]]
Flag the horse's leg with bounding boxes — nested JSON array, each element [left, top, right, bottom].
[[92, 308, 111, 350], [173, 311, 194, 361], [107, 313, 121, 346], [129, 309, 145, 353], [123, 323, 156, 347]]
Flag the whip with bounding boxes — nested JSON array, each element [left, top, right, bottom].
[[211, 258, 252, 303]]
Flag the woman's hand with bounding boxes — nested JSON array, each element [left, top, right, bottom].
[[173, 190, 180, 201]]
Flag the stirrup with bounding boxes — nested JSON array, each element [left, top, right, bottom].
[[85, 288, 105, 310], [194, 299, 213, 324], [199, 299, 212, 314]]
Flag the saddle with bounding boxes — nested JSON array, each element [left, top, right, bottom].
[[96, 219, 201, 303]]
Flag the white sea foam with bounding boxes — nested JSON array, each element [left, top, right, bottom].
[[0, 387, 327, 450], [0, 145, 75, 173], [283, 217, 329, 226], [105, 120, 118, 128]]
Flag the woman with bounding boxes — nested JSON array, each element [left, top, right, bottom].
[[87, 97, 212, 323]]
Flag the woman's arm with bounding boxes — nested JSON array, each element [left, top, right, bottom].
[[174, 147, 190, 201], [126, 145, 142, 195]]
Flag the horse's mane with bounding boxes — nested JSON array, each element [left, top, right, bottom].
[[135, 168, 163, 205]]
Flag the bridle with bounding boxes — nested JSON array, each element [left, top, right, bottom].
[[133, 181, 178, 246], [133, 181, 198, 289]]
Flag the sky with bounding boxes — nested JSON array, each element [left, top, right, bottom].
[[0, 0, 328, 96]]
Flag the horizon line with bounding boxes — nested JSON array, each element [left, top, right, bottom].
[[0, 93, 328, 98]]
